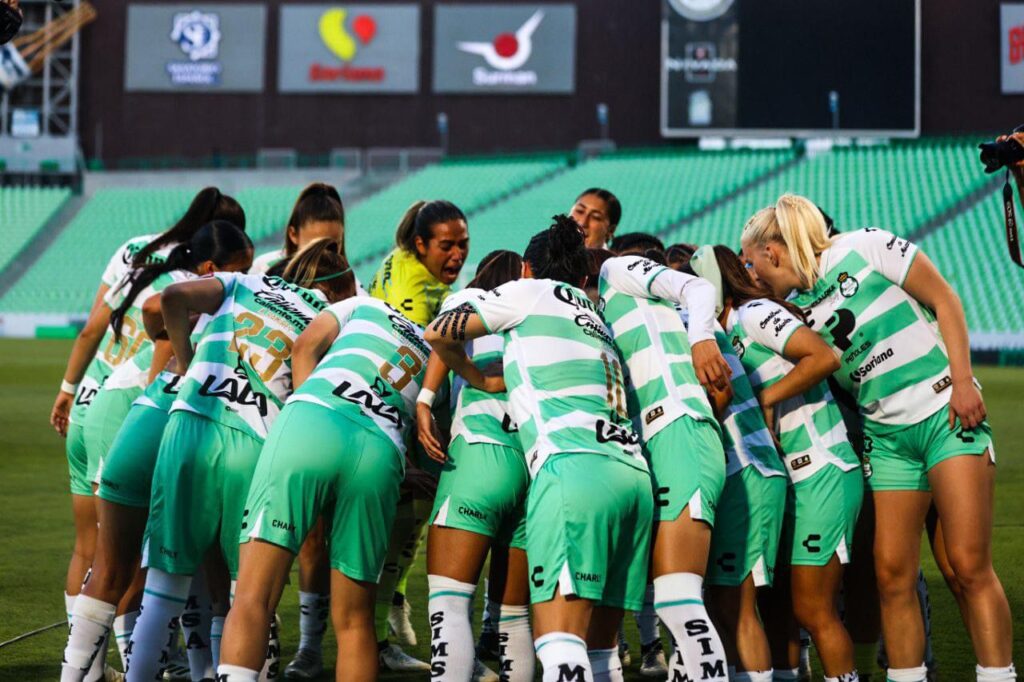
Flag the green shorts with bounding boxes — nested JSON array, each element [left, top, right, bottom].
[[144, 411, 263, 578], [82, 387, 143, 487], [242, 401, 403, 583], [429, 437, 529, 549], [97, 404, 171, 508], [66, 422, 92, 496], [707, 468, 787, 587], [780, 465, 863, 567], [526, 454, 653, 611], [646, 417, 727, 525], [862, 408, 995, 492]]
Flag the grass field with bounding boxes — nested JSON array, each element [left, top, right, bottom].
[[0, 338, 1021, 681]]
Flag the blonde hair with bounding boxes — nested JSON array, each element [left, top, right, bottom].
[[741, 193, 832, 289], [281, 237, 355, 300]]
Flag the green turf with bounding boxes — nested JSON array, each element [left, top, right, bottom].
[[0, 339, 1021, 680]]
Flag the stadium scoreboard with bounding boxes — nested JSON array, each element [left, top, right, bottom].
[[661, 0, 920, 138]]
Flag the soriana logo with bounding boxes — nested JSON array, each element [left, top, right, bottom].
[[456, 10, 543, 84], [313, 8, 381, 81], [433, 4, 576, 94], [279, 4, 419, 93]]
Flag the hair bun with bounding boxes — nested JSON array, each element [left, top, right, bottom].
[[548, 214, 584, 251]]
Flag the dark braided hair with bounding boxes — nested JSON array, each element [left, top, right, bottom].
[[523, 215, 589, 285]]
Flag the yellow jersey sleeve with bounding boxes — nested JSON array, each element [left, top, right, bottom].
[[368, 249, 450, 327]]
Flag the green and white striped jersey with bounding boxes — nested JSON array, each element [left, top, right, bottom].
[[789, 228, 951, 426], [467, 278, 646, 479], [101, 269, 195, 392], [289, 297, 429, 456], [709, 320, 786, 478], [70, 234, 170, 423], [598, 255, 718, 441], [171, 273, 327, 440], [134, 371, 183, 412], [726, 299, 858, 483], [441, 288, 520, 450]]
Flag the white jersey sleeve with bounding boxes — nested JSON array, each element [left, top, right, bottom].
[[325, 296, 364, 328], [737, 300, 802, 356], [100, 238, 143, 288], [468, 279, 545, 333], [600, 255, 717, 344], [833, 228, 918, 286], [250, 248, 287, 275]]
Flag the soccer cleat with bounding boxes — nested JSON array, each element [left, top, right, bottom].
[[162, 651, 190, 682], [378, 643, 430, 672], [472, 657, 500, 682], [476, 630, 501, 661], [387, 600, 417, 646], [283, 648, 323, 680], [639, 640, 668, 677], [619, 639, 632, 668]]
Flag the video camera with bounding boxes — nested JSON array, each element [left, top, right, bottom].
[[980, 126, 1024, 268]]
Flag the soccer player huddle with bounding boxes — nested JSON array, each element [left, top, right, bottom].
[[52, 183, 1014, 682]]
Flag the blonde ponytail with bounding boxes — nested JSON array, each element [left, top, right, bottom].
[[741, 193, 832, 289]]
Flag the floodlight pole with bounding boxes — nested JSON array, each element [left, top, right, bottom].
[[437, 112, 449, 156], [597, 102, 609, 140]]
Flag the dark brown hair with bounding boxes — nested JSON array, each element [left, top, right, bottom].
[[133, 187, 245, 266], [712, 244, 805, 320], [282, 238, 356, 303], [469, 250, 522, 290], [283, 183, 345, 257]]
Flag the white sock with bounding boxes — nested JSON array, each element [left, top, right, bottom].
[[497, 604, 534, 682], [217, 663, 260, 681], [536, 632, 591, 682], [259, 614, 280, 681], [824, 672, 859, 681], [182, 570, 214, 681], [125, 569, 190, 682], [210, 616, 225, 670], [654, 573, 727, 681], [885, 665, 928, 681], [589, 647, 623, 682], [113, 611, 138, 670], [774, 669, 800, 681], [735, 670, 774, 682], [62, 595, 116, 681], [65, 592, 77, 626], [297, 591, 329, 654], [636, 583, 660, 646], [427, 574, 477, 680], [977, 664, 1018, 681]]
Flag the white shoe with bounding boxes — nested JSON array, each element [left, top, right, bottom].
[[472, 658, 500, 682], [388, 600, 417, 646], [639, 641, 668, 677], [283, 648, 323, 680], [379, 643, 430, 672], [619, 640, 632, 668]]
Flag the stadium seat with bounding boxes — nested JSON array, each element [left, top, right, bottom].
[[0, 186, 70, 276], [664, 140, 989, 248], [921, 191, 1024, 346], [464, 148, 793, 262]]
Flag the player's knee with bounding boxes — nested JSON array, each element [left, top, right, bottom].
[[874, 556, 918, 599], [946, 550, 995, 594], [792, 595, 834, 632]]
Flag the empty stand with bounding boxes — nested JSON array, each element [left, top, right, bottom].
[[0, 186, 70, 276]]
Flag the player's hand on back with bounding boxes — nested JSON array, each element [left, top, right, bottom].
[[691, 339, 731, 392]]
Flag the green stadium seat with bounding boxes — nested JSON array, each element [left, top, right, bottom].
[[464, 148, 793, 264], [0, 186, 71, 276], [665, 140, 988, 248]]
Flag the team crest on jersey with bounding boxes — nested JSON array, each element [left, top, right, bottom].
[[837, 272, 859, 298]]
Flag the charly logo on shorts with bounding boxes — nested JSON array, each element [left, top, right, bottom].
[[837, 272, 859, 298]]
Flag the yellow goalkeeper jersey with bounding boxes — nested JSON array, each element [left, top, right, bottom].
[[368, 248, 451, 327]]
